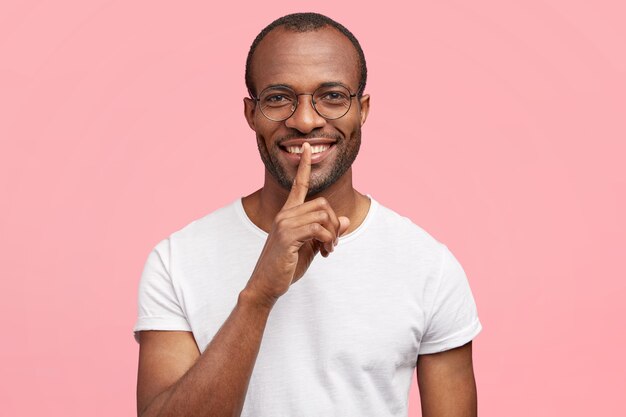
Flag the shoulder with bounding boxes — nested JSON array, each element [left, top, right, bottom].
[[149, 199, 244, 259], [351, 197, 450, 277], [369, 198, 445, 254], [171, 199, 242, 240]]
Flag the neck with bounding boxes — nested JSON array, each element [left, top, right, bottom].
[[242, 168, 370, 234]]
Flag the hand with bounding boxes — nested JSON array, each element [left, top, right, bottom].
[[245, 142, 350, 308]]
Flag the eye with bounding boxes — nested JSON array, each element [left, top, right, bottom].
[[267, 94, 287, 102], [316, 89, 350, 106], [323, 91, 346, 100], [261, 91, 294, 107]]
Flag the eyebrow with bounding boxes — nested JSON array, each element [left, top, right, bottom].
[[264, 83, 295, 90], [318, 81, 349, 89]]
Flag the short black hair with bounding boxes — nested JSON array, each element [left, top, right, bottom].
[[245, 12, 367, 98]]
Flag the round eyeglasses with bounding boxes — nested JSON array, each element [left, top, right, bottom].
[[252, 84, 357, 122]]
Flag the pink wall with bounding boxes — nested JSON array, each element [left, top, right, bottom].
[[1, 1, 624, 416]]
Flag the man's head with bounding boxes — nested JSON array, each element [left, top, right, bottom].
[[244, 13, 370, 196]]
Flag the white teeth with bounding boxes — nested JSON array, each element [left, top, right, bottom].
[[311, 145, 330, 154], [285, 145, 330, 154], [287, 146, 303, 154]]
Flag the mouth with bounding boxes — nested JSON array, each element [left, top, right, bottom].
[[278, 140, 337, 165], [282, 144, 332, 155]]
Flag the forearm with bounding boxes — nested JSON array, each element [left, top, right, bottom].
[[140, 288, 273, 417]]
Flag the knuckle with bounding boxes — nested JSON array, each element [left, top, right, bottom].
[[319, 211, 330, 222], [309, 223, 321, 233], [316, 197, 328, 208]]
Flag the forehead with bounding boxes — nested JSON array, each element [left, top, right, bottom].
[[250, 27, 360, 92]]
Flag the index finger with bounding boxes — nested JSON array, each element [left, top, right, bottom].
[[283, 142, 311, 210]]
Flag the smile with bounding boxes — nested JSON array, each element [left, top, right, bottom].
[[284, 144, 330, 154], [279, 142, 336, 165]]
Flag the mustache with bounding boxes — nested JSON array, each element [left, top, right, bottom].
[[276, 129, 342, 146]]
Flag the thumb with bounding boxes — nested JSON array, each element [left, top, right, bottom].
[[337, 216, 350, 238]]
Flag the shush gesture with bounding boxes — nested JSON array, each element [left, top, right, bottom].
[[245, 142, 350, 308]]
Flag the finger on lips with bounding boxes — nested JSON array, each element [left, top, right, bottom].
[[283, 142, 312, 210]]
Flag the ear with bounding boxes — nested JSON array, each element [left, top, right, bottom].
[[243, 97, 257, 131], [358, 94, 370, 126]]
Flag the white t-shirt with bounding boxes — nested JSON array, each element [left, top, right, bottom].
[[134, 197, 482, 417]]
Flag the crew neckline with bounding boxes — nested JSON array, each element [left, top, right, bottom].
[[234, 195, 379, 245]]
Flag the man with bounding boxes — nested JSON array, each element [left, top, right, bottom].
[[134, 12, 482, 417]]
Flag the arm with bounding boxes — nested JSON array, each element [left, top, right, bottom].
[[136, 289, 272, 417], [416, 341, 477, 417], [136, 143, 349, 417]]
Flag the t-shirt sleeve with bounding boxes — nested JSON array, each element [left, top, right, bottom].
[[418, 244, 482, 354], [133, 238, 192, 343]]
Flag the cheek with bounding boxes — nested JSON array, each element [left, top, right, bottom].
[[255, 121, 282, 146], [333, 116, 361, 139]]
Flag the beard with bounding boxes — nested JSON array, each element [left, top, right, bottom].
[[256, 127, 361, 196]]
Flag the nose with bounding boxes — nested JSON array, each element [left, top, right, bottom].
[[284, 94, 326, 133]]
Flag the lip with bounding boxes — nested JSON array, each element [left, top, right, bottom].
[[280, 141, 336, 165]]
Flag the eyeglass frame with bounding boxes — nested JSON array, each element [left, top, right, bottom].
[[249, 82, 358, 122]]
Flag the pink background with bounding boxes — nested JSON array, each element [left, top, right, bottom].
[[1, 1, 624, 416]]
